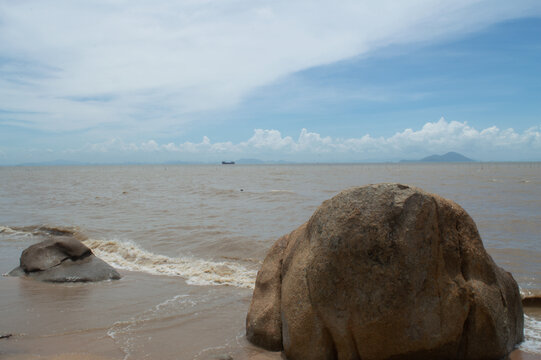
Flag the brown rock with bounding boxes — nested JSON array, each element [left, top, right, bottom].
[[246, 183, 524, 360], [246, 231, 292, 351]]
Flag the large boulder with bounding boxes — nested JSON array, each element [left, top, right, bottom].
[[8, 236, 120, 282], [246, 183, 523, 360]]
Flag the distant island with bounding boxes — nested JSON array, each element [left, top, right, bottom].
[[400, 152, 474, 163]]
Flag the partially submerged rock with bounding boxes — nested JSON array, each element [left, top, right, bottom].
[[522, 295, 541, 308], [247, 183, 524, 360], [8, 236, 120, 282]]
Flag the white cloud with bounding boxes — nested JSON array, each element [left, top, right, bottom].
[[244, 129, 295, 151], [84, 138, 139, 153], [1, 1, 540, 132], [383, 118, 541, 157], [141, 140, 160, 152], [77, 118, 541, 161]]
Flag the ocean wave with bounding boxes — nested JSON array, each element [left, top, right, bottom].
[[0, 226, 21, 235], [0, 225, 36, 237], [521, 288, 541, 299], [1, 225, 256, 288], [0, 225, 86, 239], [0, 226, 15, 233], [203, 187, 297, 197], [269, 189, 295, 194], [83, 238, 256, 289]]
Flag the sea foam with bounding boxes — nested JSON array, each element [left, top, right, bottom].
[[521, 314, 541, 354], [83, 238, 256, 289], [0, 225, 35, 237]]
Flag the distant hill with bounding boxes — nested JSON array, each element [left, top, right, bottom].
[[401, 152, 474, 163]]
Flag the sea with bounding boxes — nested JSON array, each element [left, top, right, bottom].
[[0, 163, 540, 360]]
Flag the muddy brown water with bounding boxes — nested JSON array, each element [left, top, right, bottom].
[[1, 163, 539, 359]]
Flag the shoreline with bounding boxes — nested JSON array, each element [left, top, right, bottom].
[[510, 350, 541, 360], [1, 345, 539, 360], [1, 164, 539, 359]]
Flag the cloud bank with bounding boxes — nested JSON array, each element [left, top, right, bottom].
[[1, 0, 540, 133], [75, 118, 541, 162]]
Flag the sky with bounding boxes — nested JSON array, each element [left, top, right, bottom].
[[1, 0, 540, 164]]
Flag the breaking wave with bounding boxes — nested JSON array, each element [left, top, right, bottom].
[[0, 225, 86, 239], [0, 225, 256, 289], [83, 238, 256, 289]]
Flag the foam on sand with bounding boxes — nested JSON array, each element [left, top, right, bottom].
[[521, 314, 541, 354]]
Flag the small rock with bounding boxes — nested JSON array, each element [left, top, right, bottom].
[[522, 295, 541, 307], [8, 236, 120, 282]]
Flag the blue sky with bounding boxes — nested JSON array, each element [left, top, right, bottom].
[[0, 1, 540, 164]]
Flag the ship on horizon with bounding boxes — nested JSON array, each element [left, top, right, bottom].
[[221, 161, 235, 165]]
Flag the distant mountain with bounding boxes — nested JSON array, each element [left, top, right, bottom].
[[401, 152, 474, 163]]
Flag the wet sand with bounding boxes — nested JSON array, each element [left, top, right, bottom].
[[1, 338, 539, 360], [0, 269, 283, 360], [510, 350, 541, 360]]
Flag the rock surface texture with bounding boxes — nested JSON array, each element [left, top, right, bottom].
[[8, 236, 120, 282], [246, 183, 523, 360]]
